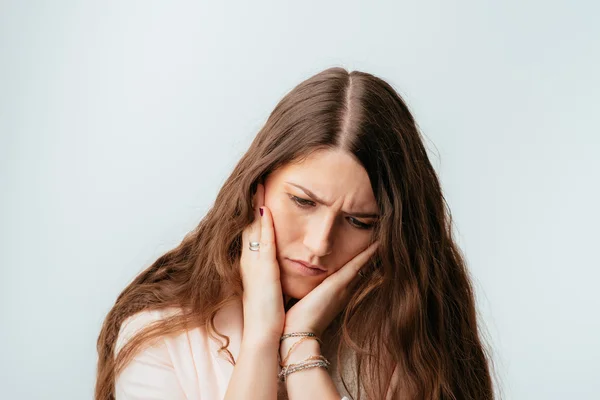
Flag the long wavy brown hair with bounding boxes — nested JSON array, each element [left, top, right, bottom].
[[95, 67, 496, 399]]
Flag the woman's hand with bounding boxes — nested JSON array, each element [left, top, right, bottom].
[[282, 242, 379, 337], [239, 183, 285, 346]]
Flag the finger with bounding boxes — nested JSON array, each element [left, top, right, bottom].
[[253, 183, 264, 227], [252, 183, 265, 248], [334, 242, 379, 285], [259, 205, 276, 258], [243, 183, 265, 259], [252, 183, 265, 235]]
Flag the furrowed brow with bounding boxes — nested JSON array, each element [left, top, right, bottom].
[[286, 181, 379, 218]]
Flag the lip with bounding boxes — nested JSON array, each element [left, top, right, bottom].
[[291, 259, 326, 271], [287, 259, 327, 277]]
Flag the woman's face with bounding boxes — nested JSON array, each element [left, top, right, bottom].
[[263, 148, 379, 300]]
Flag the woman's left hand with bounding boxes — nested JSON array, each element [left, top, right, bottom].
[[282, 242, 379, 337]]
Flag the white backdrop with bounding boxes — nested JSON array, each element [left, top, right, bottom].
[[1, 1, 598, 399]]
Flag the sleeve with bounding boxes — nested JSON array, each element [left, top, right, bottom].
[[114, 311, 187, 400]]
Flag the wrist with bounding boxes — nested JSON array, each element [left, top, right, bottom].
[[241, 331, 280, 351], [283, 326, 321, 336], [279, 336, 322, 363]]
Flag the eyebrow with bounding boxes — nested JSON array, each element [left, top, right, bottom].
[[285, 181, 379, 218]]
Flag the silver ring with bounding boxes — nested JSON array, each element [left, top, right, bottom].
[[249, 241, 260, 251]]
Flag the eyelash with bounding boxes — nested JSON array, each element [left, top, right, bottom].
[[289, 195, 374, 230]]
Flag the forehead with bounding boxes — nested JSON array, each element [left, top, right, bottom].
[[271, 149, 377, 208]]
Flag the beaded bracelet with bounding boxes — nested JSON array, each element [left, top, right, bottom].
[[279, 336, 315, 367], [280, 331, 323, 345], [278, 355, 331, 381]]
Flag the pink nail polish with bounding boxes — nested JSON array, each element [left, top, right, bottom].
[[259, 207, 264, 216]]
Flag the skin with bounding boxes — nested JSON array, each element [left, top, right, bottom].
[[263, 148, 379, 301], [226, 148, 380, 400]]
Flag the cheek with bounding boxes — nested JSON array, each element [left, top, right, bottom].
[[342, 231, 373, 252], [331, 231, 373, 268], [266, 197, 302, 247]]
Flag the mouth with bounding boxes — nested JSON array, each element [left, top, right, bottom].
[[286, 258, 327, 277], [290, 259, 326, 271]]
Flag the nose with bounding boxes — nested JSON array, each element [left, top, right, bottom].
[[303, 213, 335, 257]]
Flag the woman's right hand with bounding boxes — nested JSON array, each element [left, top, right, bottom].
[[239, 182, 285, 346]]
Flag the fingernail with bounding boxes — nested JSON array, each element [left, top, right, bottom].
[[259, 207, 264, 216]]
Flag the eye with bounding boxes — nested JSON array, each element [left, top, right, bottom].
[[289, 195, 315, 208], [289, 194, 375, 230], [347, 217, 374, 230]]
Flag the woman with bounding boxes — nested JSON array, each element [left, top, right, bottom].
[[95, 67, 495, 399]]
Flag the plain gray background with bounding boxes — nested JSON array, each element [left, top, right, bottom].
[[1, 1, 598, 399]]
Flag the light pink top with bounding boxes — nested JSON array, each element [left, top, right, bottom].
[[114, 298, 361, 399]]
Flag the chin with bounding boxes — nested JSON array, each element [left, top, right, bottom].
[[280, 273, 318, 300]]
